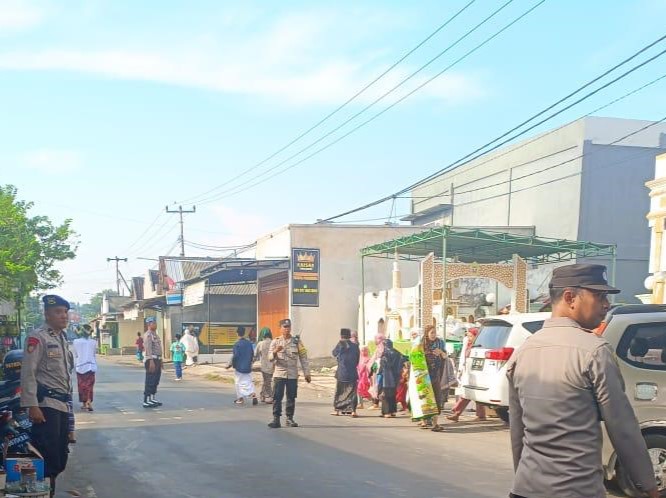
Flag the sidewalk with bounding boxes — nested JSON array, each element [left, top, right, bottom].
[[100, 354, 338, 393]]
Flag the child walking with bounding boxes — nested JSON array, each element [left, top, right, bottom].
[[170, 334, 186, 381]]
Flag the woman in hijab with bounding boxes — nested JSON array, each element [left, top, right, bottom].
[[448, 326, 486, 422], [254, 327, 274, 403], [422, 325, 447, 431], [379, 339, 403, 418], [368, 333, 386, 410], [356, 345, 372, 409]]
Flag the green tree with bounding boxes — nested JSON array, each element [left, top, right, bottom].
[[80, 289, 118, 322], [0, 185, 78, 301]]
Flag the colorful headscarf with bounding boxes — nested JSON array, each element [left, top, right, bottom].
[[259, 327, 272, 340]]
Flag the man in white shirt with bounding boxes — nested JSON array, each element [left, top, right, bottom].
[[72, 325, 98, 412]]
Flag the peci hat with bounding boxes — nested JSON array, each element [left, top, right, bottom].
[[279, 318, 292, 327], [145, 316, 157, 324], [340, 328, 351, 339], [549, 264, 620, 294], [42, 295, 70, 310]]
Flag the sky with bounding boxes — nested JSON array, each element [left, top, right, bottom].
[[2, 0, 666, 303]]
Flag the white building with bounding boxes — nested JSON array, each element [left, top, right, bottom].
[[409, 116, 666, 302]]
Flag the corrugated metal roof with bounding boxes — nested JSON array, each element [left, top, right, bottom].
[[208, 283, 257, 296], [163, 260, 218, 284]]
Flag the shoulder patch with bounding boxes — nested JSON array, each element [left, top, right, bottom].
[[27, 337, 40, 354]]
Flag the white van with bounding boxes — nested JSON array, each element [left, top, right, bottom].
[[460, 312, 550, 422]]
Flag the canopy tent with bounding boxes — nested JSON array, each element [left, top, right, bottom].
[[359, 226, 617, 342], [361, 226, 616, 266]]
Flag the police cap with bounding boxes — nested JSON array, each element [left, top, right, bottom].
[[549, 264, 620, 294], [42, 294, 70, 310], [279, 319, 292, 327]]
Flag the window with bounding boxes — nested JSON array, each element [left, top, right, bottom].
[[617, 322, 666, 371], [473, 322, 512, 349], [522, 321, 545, 334]]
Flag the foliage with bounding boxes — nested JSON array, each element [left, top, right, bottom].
[[80, 289, 118, 322], [0, 185, 78, 301]]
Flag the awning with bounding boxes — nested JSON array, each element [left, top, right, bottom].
[[361, 226, 616, 265], [184, 258, 290, 286]]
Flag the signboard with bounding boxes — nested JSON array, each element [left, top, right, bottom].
[[183, 281, 206, 307], [198, 323, 256, 350], [291, 248, 320, 307], [166, 291, 183, 306]]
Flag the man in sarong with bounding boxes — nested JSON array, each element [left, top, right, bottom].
[[73, 325, 98, 411], [228, 327, 258, 405], [331, 328, 360, 417]]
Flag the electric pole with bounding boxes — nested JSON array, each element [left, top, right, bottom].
[[107, 256, 128, 295], [166, 205, 196, 257]]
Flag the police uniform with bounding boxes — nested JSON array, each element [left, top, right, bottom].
[[143, 317, 163, 407], [506, 265, 657, 498], [268, 319, 310, 428], [20, 295, 74, 496]]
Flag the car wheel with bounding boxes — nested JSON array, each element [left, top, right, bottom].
[[495, 406, 510, 425], [617, 433, 666, 497]]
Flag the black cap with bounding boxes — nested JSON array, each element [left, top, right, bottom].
[[279, 319, 292, 327], [549, 264, 620, 294], [42, 295, 70, 310], [340, 328, 351, 339]]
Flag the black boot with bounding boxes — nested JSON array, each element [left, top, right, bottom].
[[286, 418, 299, 427], [268, 417, 281, 429]]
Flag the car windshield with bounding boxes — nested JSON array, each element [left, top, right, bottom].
[[472, 322, 512, 349]]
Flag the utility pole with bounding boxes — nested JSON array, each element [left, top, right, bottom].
[[166, 205, 196, 257], [107, 256, 128, 295]]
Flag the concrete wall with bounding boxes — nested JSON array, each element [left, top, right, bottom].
[[411, 119, 586, 238], [288, 224, 422, 358], [117, 318, 142, 349], [578, 141, 666, 302]]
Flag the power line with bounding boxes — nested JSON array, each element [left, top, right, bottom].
[[178, 1, 477, 205], [194, 0, 547, 207], [321, 32, 666, 222], [412, 71, 666, 204], [192, 0, 517, 206], [165, 205, 196, 257]]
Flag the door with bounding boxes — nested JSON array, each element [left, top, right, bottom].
[[258, 272, 289, 338]]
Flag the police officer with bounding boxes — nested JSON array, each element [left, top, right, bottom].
[[142, 316, 163, 408], [268, 319, 311, 428], [507, 264, 658, 498], [21, 295, 74, 498]]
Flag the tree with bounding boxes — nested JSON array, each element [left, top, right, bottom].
[[80, 289, 118, 322], [0, 185, 78, 301]]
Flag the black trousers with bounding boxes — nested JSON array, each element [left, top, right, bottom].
[[382, 387, 397, 415], [144, 359, 162, 397], [31, 407, 69, 479], [273, 378, 297, 418]]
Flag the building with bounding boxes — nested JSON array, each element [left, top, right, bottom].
[[409, 116, 666, 302], [183, 224, 424, 358]]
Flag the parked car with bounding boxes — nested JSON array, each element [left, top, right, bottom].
[[459, 312, 549, 423], [598, 304, 666, 497], [462, 304, 666, 497]]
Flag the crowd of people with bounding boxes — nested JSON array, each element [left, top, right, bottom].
[[326, 322, 485, 431]]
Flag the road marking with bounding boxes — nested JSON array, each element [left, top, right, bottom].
[[76, 421, 96, 425], [128, 418, 146, 422]]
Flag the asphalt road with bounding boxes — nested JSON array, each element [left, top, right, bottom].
[[55, 359, 620, 498]]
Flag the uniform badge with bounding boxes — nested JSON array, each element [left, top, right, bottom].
[[26, 337, 39, 354]]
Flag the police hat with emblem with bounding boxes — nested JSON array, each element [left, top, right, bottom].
[[42, 294, 70, 310], [549, 264, 620, 294], [279, 318, 292, 327]]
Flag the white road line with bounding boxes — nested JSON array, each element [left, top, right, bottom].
[[128, 419, 146, 422]]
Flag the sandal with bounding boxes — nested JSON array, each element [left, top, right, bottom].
[[330, 411, 340, 416], [234, 399, 244, 405], [431, 425, 445, 432], [351, 412, 359, 418]]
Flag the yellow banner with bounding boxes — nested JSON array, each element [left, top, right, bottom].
[[199, 325, 238, 347]]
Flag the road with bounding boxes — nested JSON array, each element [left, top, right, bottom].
[[56, 359, 620, 498]]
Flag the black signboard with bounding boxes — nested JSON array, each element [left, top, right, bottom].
[[291, 248, 320, 307]]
